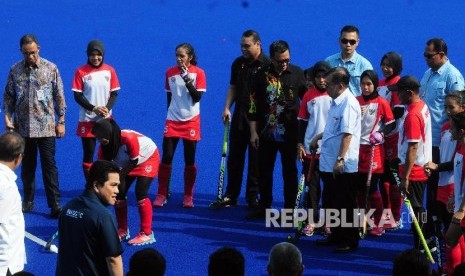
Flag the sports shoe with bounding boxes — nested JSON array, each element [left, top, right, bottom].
[[302, 224, 315, 237], [128, 232, 156, 246], [384, 219, 403, 231], [183, 195, 194, 208], [118, 228, 130, 242], [369, 226, 385, 237], [153, 194, 167, 207]]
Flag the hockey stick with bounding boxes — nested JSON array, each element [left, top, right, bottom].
[[45, 230, 59, 251], [287, 150, 316, 244], [209, 121, 230, 210], [361, 145, 375, 239], [389, 159, 435, 264], [402, 193, 435, 264], [25, 231, 58, 254]]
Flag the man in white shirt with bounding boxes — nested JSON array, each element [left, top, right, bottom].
[[314, 67, 361, 253], [0, 132, 26, 275]]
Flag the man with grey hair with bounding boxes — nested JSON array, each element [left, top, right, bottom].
[[267, 242, 304, 276], [0, 132, 26, 275]]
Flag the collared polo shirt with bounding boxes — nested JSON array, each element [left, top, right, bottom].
[[325, 51, 373, 96], [56, 190, 123, 276], [420, 60, 464, 146]]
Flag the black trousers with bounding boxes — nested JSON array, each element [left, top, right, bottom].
[[22, 137, 60, 209], [257, 136, 298, 209], [321, 172, 359, 248], [225, 114, 259, 204]]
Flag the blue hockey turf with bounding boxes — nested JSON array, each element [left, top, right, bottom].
[[1, 0, 465, 275]]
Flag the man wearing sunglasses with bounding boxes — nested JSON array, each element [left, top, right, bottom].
[[420, 38, 464, 241], [325, 25, 373, 96], [247, 40, 307, 219]]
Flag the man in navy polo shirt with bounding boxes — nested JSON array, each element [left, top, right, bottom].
[[56, 160, 123, 276]]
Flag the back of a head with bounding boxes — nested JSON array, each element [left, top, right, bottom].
[[325, 67, 350, 87], [127, 248, 166, 276], [0, 132, 25, 162], [208, 246, 245, 276], [268, 242, 303, 276], [392, 249, 431, 276]]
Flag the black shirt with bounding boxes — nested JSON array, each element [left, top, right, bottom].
[[248, 63, 307, 141], [229, 52, 271, 130]]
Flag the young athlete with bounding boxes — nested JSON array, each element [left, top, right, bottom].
[[297, 61, 332, 236], [377, 52, 404, 230], [356, 70, 395, 236], [444, 111, 465, 274], [72, 40, 120, 180], [93, 118, 159, 245], [425, 91, 465, 274], [153, 43, 206, 208]]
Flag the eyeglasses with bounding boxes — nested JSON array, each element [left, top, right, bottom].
[[423, 52, 439, 59], [22, 50, 38, 57], [340, 39, 357, 45]]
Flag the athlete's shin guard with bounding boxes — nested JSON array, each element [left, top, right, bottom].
[[370, 190, 383, 224], [156, 163, 172, 197], [115, 200, 128, 231], [184, 164, 197, 197], [138, 198, 153, 235], [82, 162, 93, 181]]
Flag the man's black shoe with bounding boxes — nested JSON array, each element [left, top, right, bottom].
[[334, 245, 358, 253], [50, 206, 62, 219], [245, 207, 266, 220], [247, 199, 259, 210], [22, 201, 34, 213]]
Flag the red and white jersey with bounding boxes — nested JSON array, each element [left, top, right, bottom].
[[99, 130, 157, 168], [165, 65, 206, 122], [297, 87, 331, 154], [378, 77, 402, 137], [398, 100, 432, 181], [438, 121, 457, 187], [454, 144, 465, 213], [72, 64, 120, 122], [356, 96, 394, 145]]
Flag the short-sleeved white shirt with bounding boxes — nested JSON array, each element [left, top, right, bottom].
[[320, 88, 361, 173]]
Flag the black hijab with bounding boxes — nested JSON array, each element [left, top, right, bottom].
[[92, 118, 121, 161]]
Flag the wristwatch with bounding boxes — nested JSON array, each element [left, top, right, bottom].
[[337, 156, 344, 162], [58, 121, 65, 125]]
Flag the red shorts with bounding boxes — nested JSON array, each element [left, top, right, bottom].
[[164, 115, 200, 141], [128, 149, 160, 178], [437, 184, 454, 205], [76, 121, 96, 138], [358, 144, 384, 174]]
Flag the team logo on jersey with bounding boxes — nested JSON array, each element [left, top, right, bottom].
[[105, 76, 110, 82], [86, 75, 92, 81], [369, 109, 375, 115], [170, 77, 176, 83], [190, 130, 196, 137], [311, 99, 316, 105], [164, 126, 168, 133], [145, 165, 152, 173], [425, 109, 430, 118], [457, 159, 462, 167]]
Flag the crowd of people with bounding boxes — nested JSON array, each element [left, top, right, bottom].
[[2, 23, 465, 274]]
